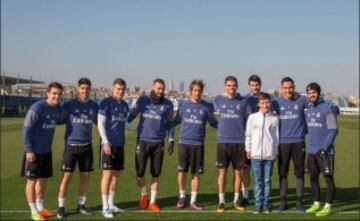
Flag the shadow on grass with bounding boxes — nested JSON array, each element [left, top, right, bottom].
[[88, 187, 360, 212]]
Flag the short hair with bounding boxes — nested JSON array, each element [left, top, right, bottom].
[[258, 92, 271, 101], [113, 78, 126, 87], [306, 82, 321, 94], [224, 75, 238, 84], [248, 74, 262, 85], [189, 79, 205, 91], [47, 82, 64, 92], [281, 77, 294, 85], [78, 77, 91, 87], [153, 78, 165, 85]]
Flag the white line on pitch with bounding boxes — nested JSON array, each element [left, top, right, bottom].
[[0, 210, 359, 214]]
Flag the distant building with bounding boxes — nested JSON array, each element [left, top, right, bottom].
[[168, 79, 174, 91], [179, 81, 185, 92]]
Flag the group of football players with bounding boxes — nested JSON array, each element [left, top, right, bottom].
[[22, 75, 338, 220]]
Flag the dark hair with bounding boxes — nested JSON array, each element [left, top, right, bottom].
[[78, 77, 91, 87], [224, 75, 238, 84], [189, 79, 205, 91], [281, 77, 294, 85], [47, 82, 64, 92], [248, 74, 262, 85], [306, 82, 321, 94], [113, 78, 126, 86], [153, 78, 165, 85], [258, 92, 271, 101]]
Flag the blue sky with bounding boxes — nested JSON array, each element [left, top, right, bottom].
[[1, 0, 358, 95]]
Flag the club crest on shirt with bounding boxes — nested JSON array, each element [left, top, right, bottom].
[[294, 104, 299, 110], [221, 104, 226, 108], [75, 109, 80, 113], [236, 104, 241, 110], [316, 112, 321, 118], [186, 108, 191, 113], [280, 106, 285, 111], [160, 106, 165, 111], [199, 109, 204, 115]]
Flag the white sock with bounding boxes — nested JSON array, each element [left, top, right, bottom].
[[190, 191, 197, 204], [78, 196, 86, 205], [109, 191, 116, 208], [179, 190, 185, 199], [35, 199, 44, 211], [242, 186, 249, 199], [102, 195, 109, 211], [233, 192, 240, 203], [29, 203, 37, 214], [58, 198, 65, 208], [140, 187, 147, 196], [324, 203, 331, 209], [219, 193, 225, 204], [314, 201, 320, 206], [150, 191, 157, 204]]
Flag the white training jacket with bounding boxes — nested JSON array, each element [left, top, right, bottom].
[[245, 111, 279, 160]]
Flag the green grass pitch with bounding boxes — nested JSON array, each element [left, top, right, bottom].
[[0, 115, 359, 220]]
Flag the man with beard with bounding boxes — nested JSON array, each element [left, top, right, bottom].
[[305, 82, 338, 217], [127, 78, 175, 212]]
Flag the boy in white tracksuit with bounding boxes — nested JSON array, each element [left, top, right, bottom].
[[245, 92, 279, 214]]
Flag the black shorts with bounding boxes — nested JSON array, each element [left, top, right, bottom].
[[100, 145, 125, 171], [216, 143, 246, 170], [245, 157, 251, 167], [278, 142, 306, 178], [178, 144, 204, 174], [135, 140, 164, 178], [306, 154, 335, 177], [61, 143, 94, 172], [21, 152, 53, 179]]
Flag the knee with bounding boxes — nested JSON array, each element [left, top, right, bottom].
[[137, 172, 145, 178], [279, 169, 289, 177], [192, 173, 200, 179], [218, 169, 227, 177], [62, 173, 73, 181], [295, 173, 304, 179], [151, 169, 161, 178], [112, 172, 120, 178], [81, 172, 91, 178], [26, 178, 37, 185], [309, 172, 319, 181]]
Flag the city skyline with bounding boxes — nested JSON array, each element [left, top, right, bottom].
[[1, 0, 358, 96]]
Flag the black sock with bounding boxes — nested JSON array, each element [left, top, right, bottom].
[[310, 175, 320, 203], [324, 175, 336, 204]]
